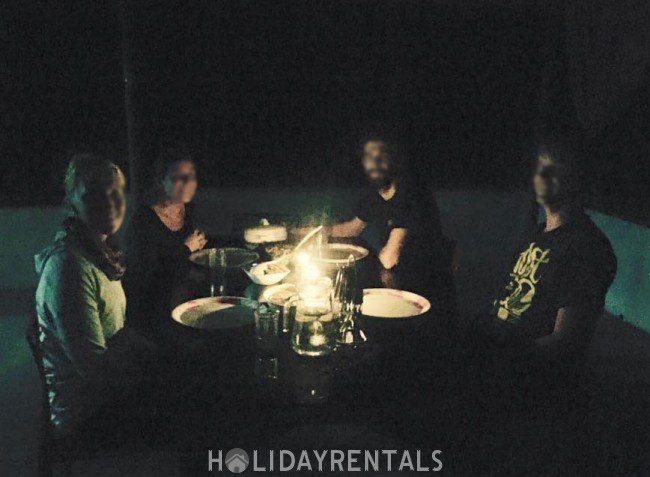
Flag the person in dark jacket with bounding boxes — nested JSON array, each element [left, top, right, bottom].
[[35, 154, 155, 437], [122, 146, 207, 336]]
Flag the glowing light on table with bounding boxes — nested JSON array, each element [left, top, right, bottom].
[[303, 264, 321, 282], [296, 251, 311, 268]]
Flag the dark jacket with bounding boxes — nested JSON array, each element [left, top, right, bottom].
[[122, 205, 194, 332]]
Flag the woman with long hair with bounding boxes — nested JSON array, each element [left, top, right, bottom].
[[123, 145, 207, 336], [35, 154, 154, 437]]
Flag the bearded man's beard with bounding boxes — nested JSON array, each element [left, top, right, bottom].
[[367, 171, 392, 189]]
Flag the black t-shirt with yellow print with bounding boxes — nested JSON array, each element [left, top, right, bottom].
[[492, 212, 616, 340]]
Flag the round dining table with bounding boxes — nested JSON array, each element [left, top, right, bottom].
[[158, 241, 468, 456], [145, 238, 589, 476]]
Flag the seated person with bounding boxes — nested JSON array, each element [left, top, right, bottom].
[[123, 146, 207, 336], [484, 139, 617, 367], [296, 133, 454, 311], [35, 154, 156, 438]]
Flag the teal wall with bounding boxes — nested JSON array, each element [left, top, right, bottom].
[[0, 207, 68, 289], [589, 211, 650, 332], [2, 189, 648, 333]]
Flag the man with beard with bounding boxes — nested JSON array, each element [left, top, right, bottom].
[[486, 138, 617, 366], [303, 134, 453, 312]]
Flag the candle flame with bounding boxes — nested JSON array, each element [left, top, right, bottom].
[[304, 264, 321, 281], [296, 251, 311, 267]]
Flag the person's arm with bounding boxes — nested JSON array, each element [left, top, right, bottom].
[[327, 218, 367, 238], [126, 209, 204, 266], [533, 239, 615, 359], [534, 305, 600, 358], [122, 214, 161, 317], [292, 218, 367, 240], [378, 227, 408, 269], [44, 254, 148, 388], [123, 214, 158, 276], [45, 253, 110, 380]]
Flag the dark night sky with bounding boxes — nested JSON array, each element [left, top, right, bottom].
[[2, 0, 649, 224]]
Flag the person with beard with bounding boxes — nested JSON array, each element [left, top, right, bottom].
[[298, 134, 454, 313]]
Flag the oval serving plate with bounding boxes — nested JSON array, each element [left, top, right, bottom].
[[260, 283, 299, 306], [243, 261, 290, 286], [314, 243, 369, 265], [361, 288, 431, 319], [171, 296, 257, 331]]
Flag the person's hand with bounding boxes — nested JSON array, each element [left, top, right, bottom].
[[380, 268, 396, 288], [378, 245, 400, 270], [185, 229, 207, 252]]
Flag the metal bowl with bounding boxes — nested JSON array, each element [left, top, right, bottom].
[[357, 289, 431, 348], [313, 243, 369, 266]]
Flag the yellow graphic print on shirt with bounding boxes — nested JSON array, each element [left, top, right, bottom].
[[497, 242, 551, 321]]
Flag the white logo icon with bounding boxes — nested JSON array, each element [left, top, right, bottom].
[[225, 448, 249, 474]]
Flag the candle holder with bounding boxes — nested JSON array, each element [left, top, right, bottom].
[[291, 277, 337, 357]]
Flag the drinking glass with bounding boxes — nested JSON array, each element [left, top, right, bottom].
[[254, 303, 280, 349], [281, 295, 299, 334], [334, 255, 367, 348], [208, 248, 227, 296], [255, 303, 281, 381]]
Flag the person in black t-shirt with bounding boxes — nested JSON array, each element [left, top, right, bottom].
[[296, 134, 454, 310], [486, 140, 616, 364]]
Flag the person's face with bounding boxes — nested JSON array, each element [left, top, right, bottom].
[[362, 141, 393, 187], [162, 160, 197, 204], [71, 172, 126, 235], [533, 154, 566, 207]]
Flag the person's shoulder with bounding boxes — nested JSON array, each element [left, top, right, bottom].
[[395, 177, 434, 203], [125, 205, 158, 233], [569, 214, 612, 248], [567, 213, 616, 268], [36, 239, 94, 281], [131, 204, 157, 223], [358, 184, 376, 198], [356, 185, 378, 205]]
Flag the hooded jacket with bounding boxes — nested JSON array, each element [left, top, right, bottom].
[[35, 230, 126, 435]]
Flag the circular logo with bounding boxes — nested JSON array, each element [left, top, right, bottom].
[[225, 448, 249, 474]]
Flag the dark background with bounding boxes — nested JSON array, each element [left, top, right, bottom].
[[1, 0, 649, 224]]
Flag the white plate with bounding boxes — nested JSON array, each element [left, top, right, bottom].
[[361, 288, 431, 318], [171, 296, 257, 330], [314, 243, 369, 265]]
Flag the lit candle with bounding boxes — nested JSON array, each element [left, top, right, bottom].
[[303, 264, 320, 282], [296, 251, 311, 268]]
